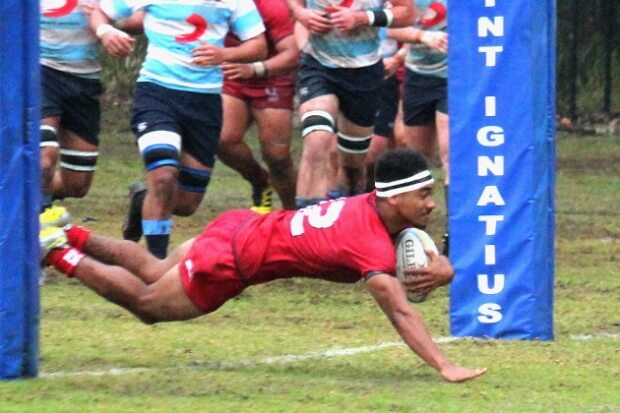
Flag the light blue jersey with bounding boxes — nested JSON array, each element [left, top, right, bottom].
[[305, 0, 386, 68], [101, 0, 265, 93], [405, 0, 447, 78], [40, 0, 101, 77], [378, 27, 398, 59]]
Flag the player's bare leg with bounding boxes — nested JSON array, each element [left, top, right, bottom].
[[51, 129, 97, 199], [73, 256, 201, 323], [79, 229, 194, 284], [296, 95, 338, 207], [254, 107, 297, 209], [218, 96, 273, 211], [43, 226, 201, 322], [336, 117, 373, 195]]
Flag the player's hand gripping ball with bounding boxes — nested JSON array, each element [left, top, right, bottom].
[[395, 228, 439, 303]]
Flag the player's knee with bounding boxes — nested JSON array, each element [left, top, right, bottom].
[[301, 110, 335, 138], [337, 131, 372, 156], [145, 169, 179, 209], [63, 183, 91, 199], [40, 152, 57, 176], [138, 131, 181, 172]]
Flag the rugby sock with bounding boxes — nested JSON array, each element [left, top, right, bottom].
[[45, 247, 85, 277], [65, 225, 91, 250], [326, 188, 348, 199], [41, 193, 53, 212], [143, 219, 172, 259], [294, 197, 325, 209]]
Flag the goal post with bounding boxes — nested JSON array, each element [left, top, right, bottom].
[[448, 0, 556, 339], [0, 0, 41, 378]]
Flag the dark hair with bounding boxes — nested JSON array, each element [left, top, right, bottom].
[[374, 148, 430, 184]]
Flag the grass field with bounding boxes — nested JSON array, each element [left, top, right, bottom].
[[1, 108, 619, 412]]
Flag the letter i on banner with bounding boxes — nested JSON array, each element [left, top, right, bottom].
[[447, 0, 555, 339]]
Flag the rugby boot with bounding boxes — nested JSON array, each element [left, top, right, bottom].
[[122, 182, 147, 242], [39, 226, 69, 263], [40, 205, 71, 229], [251, 184, 273, 214]]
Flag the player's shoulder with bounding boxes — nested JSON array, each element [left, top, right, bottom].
[[256, 0, 292, 19]]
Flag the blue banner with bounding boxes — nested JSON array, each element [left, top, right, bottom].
[[0, 0, 41, 378], [448, 0, 555, 339]]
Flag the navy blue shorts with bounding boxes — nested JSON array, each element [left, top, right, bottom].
[[297, 53, 384, 128], [41, 65, 102, 145], [131, 82, 222, 168], [373, 75, 401, 138], [402, 69, 447, 126]]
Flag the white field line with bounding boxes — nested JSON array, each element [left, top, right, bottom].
[[39, 333, 619, 379]]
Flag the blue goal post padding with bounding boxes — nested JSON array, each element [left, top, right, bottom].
[[448, 1, 555, 339], [0, 0, 41, 378]]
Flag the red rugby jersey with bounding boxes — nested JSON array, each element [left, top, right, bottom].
[[234, 192, 397, 285], [224, 0, 295, 88]]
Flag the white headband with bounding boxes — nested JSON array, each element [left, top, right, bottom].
[[375, 170, 434, 197]]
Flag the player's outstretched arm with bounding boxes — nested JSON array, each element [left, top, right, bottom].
[[365, 273, 487, 383]]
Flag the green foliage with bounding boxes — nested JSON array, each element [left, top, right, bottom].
[[0, 104, 618, 411], [100, 36, 147, 103], [557, 0, 620, 114]]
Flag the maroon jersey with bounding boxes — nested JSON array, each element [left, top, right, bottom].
[[235, 192, 397, 284], [224, 0, 295, 88]]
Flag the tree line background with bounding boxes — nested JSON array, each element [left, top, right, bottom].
[[101, 1, 619, 120]]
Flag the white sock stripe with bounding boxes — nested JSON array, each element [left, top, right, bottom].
[[138, 131, 182, 154], [302, 125, 335, 137], [40, 141, 59, 148], [301, 110, 335, 126], [337, 144, 370, 154], [385, 8, 394, 26], [59, 149, 99, 157], [59, 162, 96, 172], [336, 132, 372, 142], [40, 125, 57, 133]]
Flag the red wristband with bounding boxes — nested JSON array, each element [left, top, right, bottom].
[[46, 247, 85, 277], [65, 225, 91, 251]]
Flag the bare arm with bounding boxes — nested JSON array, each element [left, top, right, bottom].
[[388, 27, 448, 54], [221, 34, 299, 80], [366, 273, 487, 383], [328, 0, 414, 32], [192, 34, 268, 66], [286, 0, 332, 35], [88, 7, 136, 57], [116, 10, 145, 35]]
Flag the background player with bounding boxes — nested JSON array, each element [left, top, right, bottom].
[[39, 0, 137, 227], [90, 0, 268, 258], [40, 148, 486, 383], [388, 0, 449, 253], [217, 0, 300, 213], [286, 0, 415, 208]]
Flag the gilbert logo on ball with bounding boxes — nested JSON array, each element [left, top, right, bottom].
[[395, 228, 438, 303]]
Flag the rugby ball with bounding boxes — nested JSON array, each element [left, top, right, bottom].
[[395, 228, 439, 303]]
